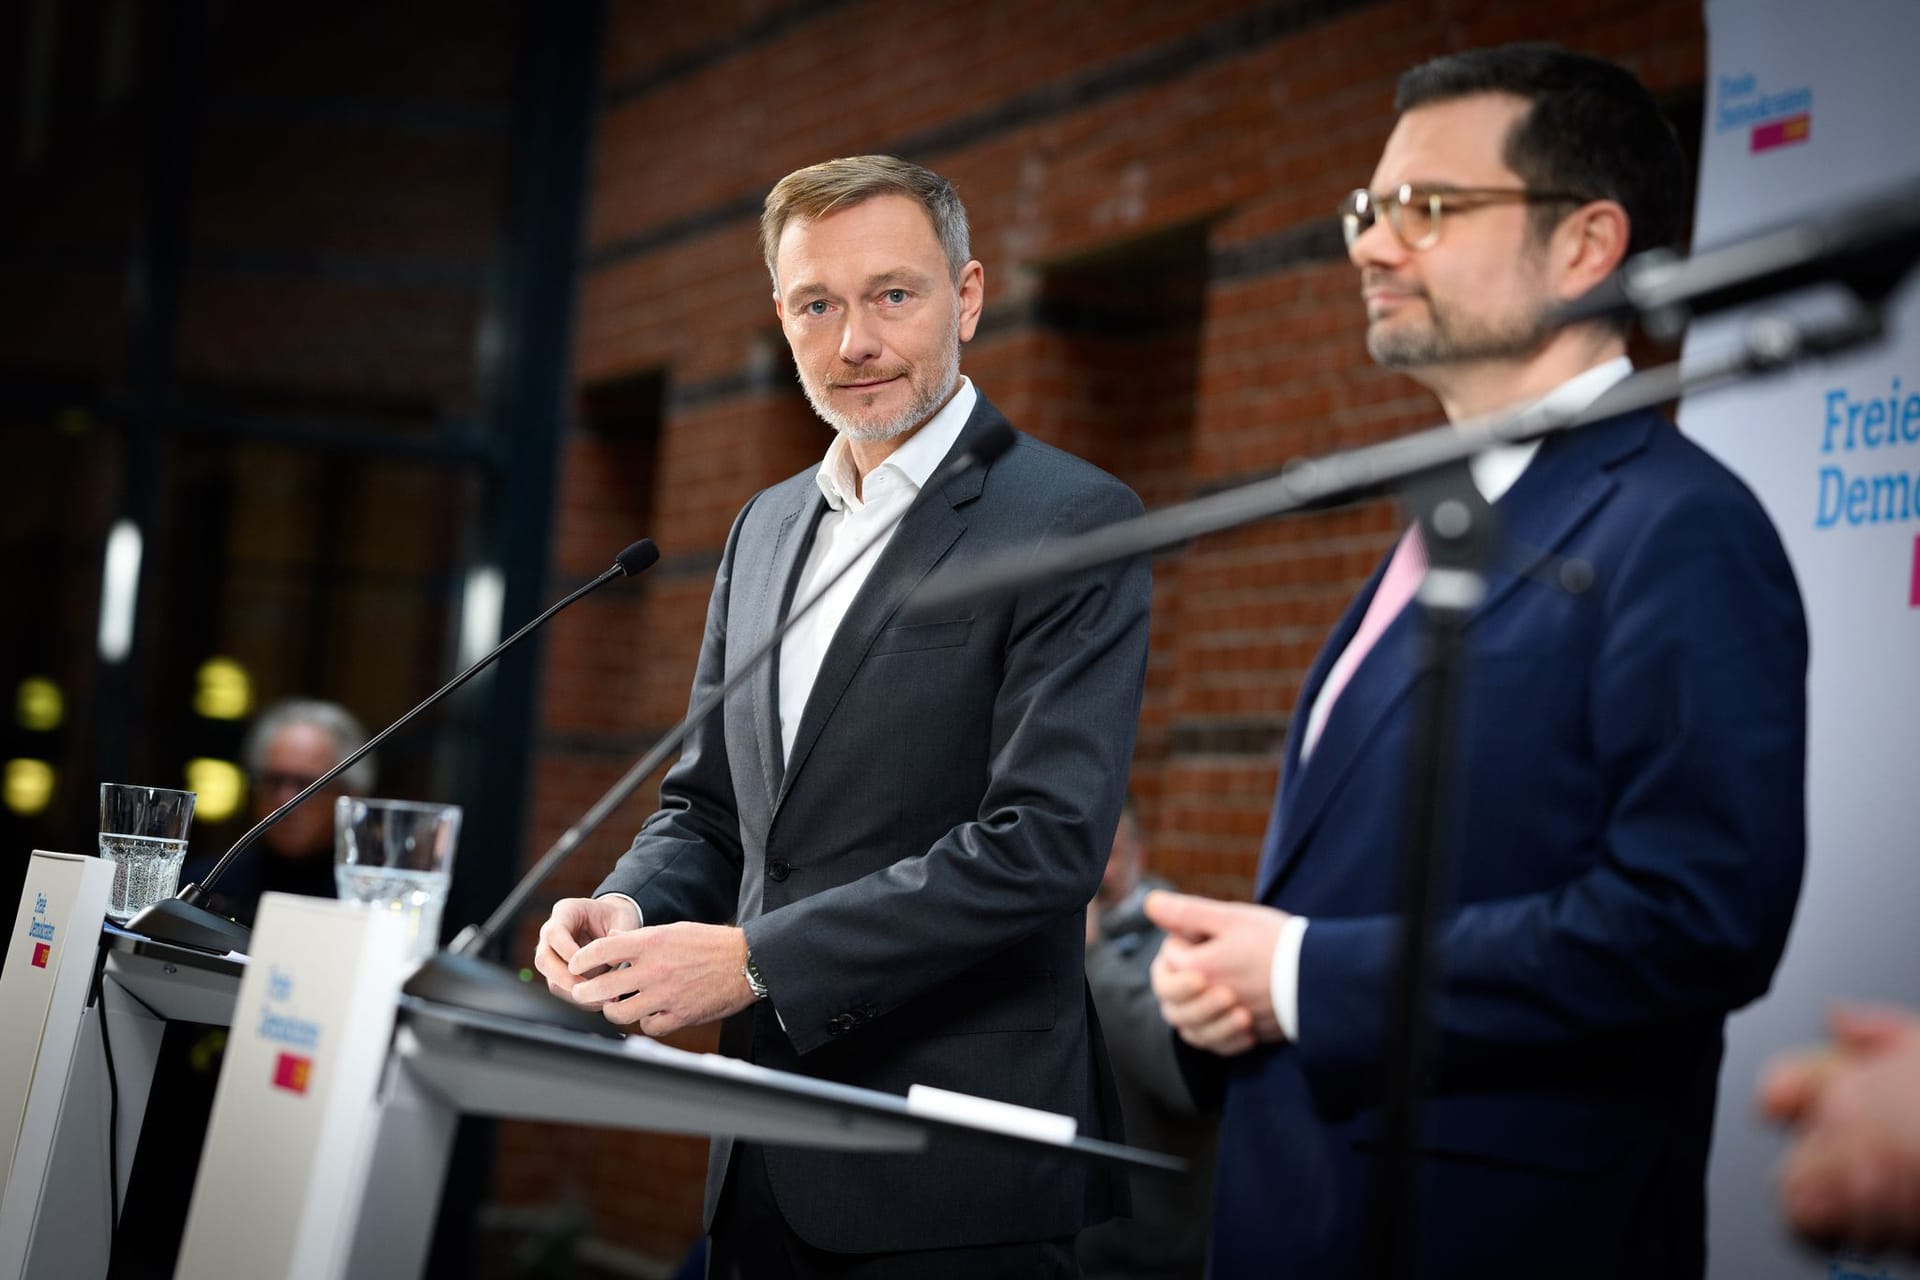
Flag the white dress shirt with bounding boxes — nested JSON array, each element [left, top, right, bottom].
[[1270, 357, 1633, 1042], [778, 379, 976, 764]]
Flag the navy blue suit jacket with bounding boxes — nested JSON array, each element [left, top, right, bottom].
[[1206, 408, 1807, 1278]]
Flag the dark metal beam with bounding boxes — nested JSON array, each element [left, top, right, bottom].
[[427, 4, 604, 1275], [93, 0, 203, 790]]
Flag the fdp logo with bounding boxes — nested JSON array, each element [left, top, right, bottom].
[[257, 964, 322, 1098], [271, 1052, 313, 1095], [1714, 72, 1812, 154], [26, 892, 56, 968]]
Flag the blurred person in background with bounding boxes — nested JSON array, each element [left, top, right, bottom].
[[200, 697, 373, 924], [1080, 799, 1218, 1280]]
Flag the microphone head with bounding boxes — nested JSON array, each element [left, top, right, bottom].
[[614, 538, 660, 577], [967, 421, 1016, 467]]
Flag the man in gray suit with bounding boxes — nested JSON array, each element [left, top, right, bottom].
[[533, 155, 1151, 1277]]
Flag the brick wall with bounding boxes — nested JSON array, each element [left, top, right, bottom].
[[0, 0, 1707, 1265], [514, 0, 1706, 1262]]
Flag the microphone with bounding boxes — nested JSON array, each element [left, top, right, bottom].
[[131, 539, 661, 955], [403, 421, 1016, 1034], [1551, 176, 1920, 338]]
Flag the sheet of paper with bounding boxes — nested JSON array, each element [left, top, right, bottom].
[[906, 1083, 1077, 1145]]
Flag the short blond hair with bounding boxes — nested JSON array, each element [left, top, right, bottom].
[[760, 155, 971, 288]]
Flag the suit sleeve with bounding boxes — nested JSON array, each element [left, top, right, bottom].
[[592, 500, 753, 926], [1293, 480, 1807, 1091], [746, 479, 1151, 1055]]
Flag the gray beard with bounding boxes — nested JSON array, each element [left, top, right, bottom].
[[801, 340, 962, 443]]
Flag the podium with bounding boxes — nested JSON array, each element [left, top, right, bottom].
[[4, 887, 1190, 1279], [0, 850, 246, 1280], [330, 997, 1183, 1277], [1, 928, 244, 1279], [175, 896, 1183, 1278]]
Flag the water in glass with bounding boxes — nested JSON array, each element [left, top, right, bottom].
[[335, 863, 447, 960], [100, 832, 188, 923]]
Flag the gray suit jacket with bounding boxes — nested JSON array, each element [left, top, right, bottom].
[[597, 394, 1151, 1253]]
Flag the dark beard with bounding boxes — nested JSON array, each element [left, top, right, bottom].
[[1367, 297, 1549, 369]]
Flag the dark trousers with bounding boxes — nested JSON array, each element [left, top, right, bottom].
[[708, 1142, 1079, 1279]]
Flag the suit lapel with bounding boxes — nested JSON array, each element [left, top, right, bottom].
[[1256, 560, 1419, 901], [1255, 411, 1655, 901], [752, 486, 827, 811], [772, 405, 998, 814], [1274, 554, 1384, 811]]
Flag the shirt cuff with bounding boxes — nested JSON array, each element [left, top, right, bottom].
[[595, 892, 643, 927], [1270, 913, 1308, 1042]]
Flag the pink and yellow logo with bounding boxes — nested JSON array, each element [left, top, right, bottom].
[[1751, 113, 1811, 153], [272, 1052, 313, 1095], [30, 942, 50, 968]]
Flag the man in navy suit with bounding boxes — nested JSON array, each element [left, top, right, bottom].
[[1148, 45, 1807, 1277], [532, 156, 1148, 1276]]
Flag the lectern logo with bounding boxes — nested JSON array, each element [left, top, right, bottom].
[[272, 1052, 313, 1095], [256, 964, 323, 1099], [1713, 72, 1812, 154], [25, 892, 55, 968]]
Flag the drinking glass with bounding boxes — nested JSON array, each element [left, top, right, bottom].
[[99, 783, 197, 924], [333, 797, 461, 962]]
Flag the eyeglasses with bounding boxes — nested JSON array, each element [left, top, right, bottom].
[[1339, 184, 1591, 251]]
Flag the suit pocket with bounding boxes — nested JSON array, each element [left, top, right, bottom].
[[871, 617, 973, 655]]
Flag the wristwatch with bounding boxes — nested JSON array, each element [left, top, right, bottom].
[[742, 944, 769, 1001]]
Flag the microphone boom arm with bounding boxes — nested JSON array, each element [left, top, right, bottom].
[[912, 302, 1882, 615], [130, 539, 658, 955]]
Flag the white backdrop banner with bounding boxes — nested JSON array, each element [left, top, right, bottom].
[[1684, 2, 1920, 1277]]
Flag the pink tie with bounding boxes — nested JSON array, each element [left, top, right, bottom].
[[1299, 526, 1427, 760]]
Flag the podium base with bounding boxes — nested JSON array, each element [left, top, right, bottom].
[[402, 949, 618, 1038], [127, 896, 252, 955]]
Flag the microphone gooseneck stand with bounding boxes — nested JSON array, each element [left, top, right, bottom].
[[129, 539, 660, 956], [403, 421, 1018, 1036]]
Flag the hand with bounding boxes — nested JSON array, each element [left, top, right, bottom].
[[1145, 890, 1288, 1057], [567, 921, 758, 1037], [534, 895, 641, 1007], [1760, 1003, 1920, 1254]]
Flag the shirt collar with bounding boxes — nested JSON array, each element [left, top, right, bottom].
[[1467, 356, 1632, 504], [815, 376, 978, 512]]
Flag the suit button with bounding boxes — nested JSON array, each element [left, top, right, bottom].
[[767, 859, 790, 882], [828, 1014, 854, 1036]]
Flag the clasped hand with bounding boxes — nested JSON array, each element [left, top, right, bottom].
[[533, 896, 757, 1036], [1145, 890, 1288, 1057], [1758, 1003, 1920, 1254]]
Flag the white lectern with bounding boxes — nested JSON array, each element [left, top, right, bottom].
[[0, 847, 244, 1280], [178, 894, 1184, 1280], [5, 879, 1183, 1280]]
